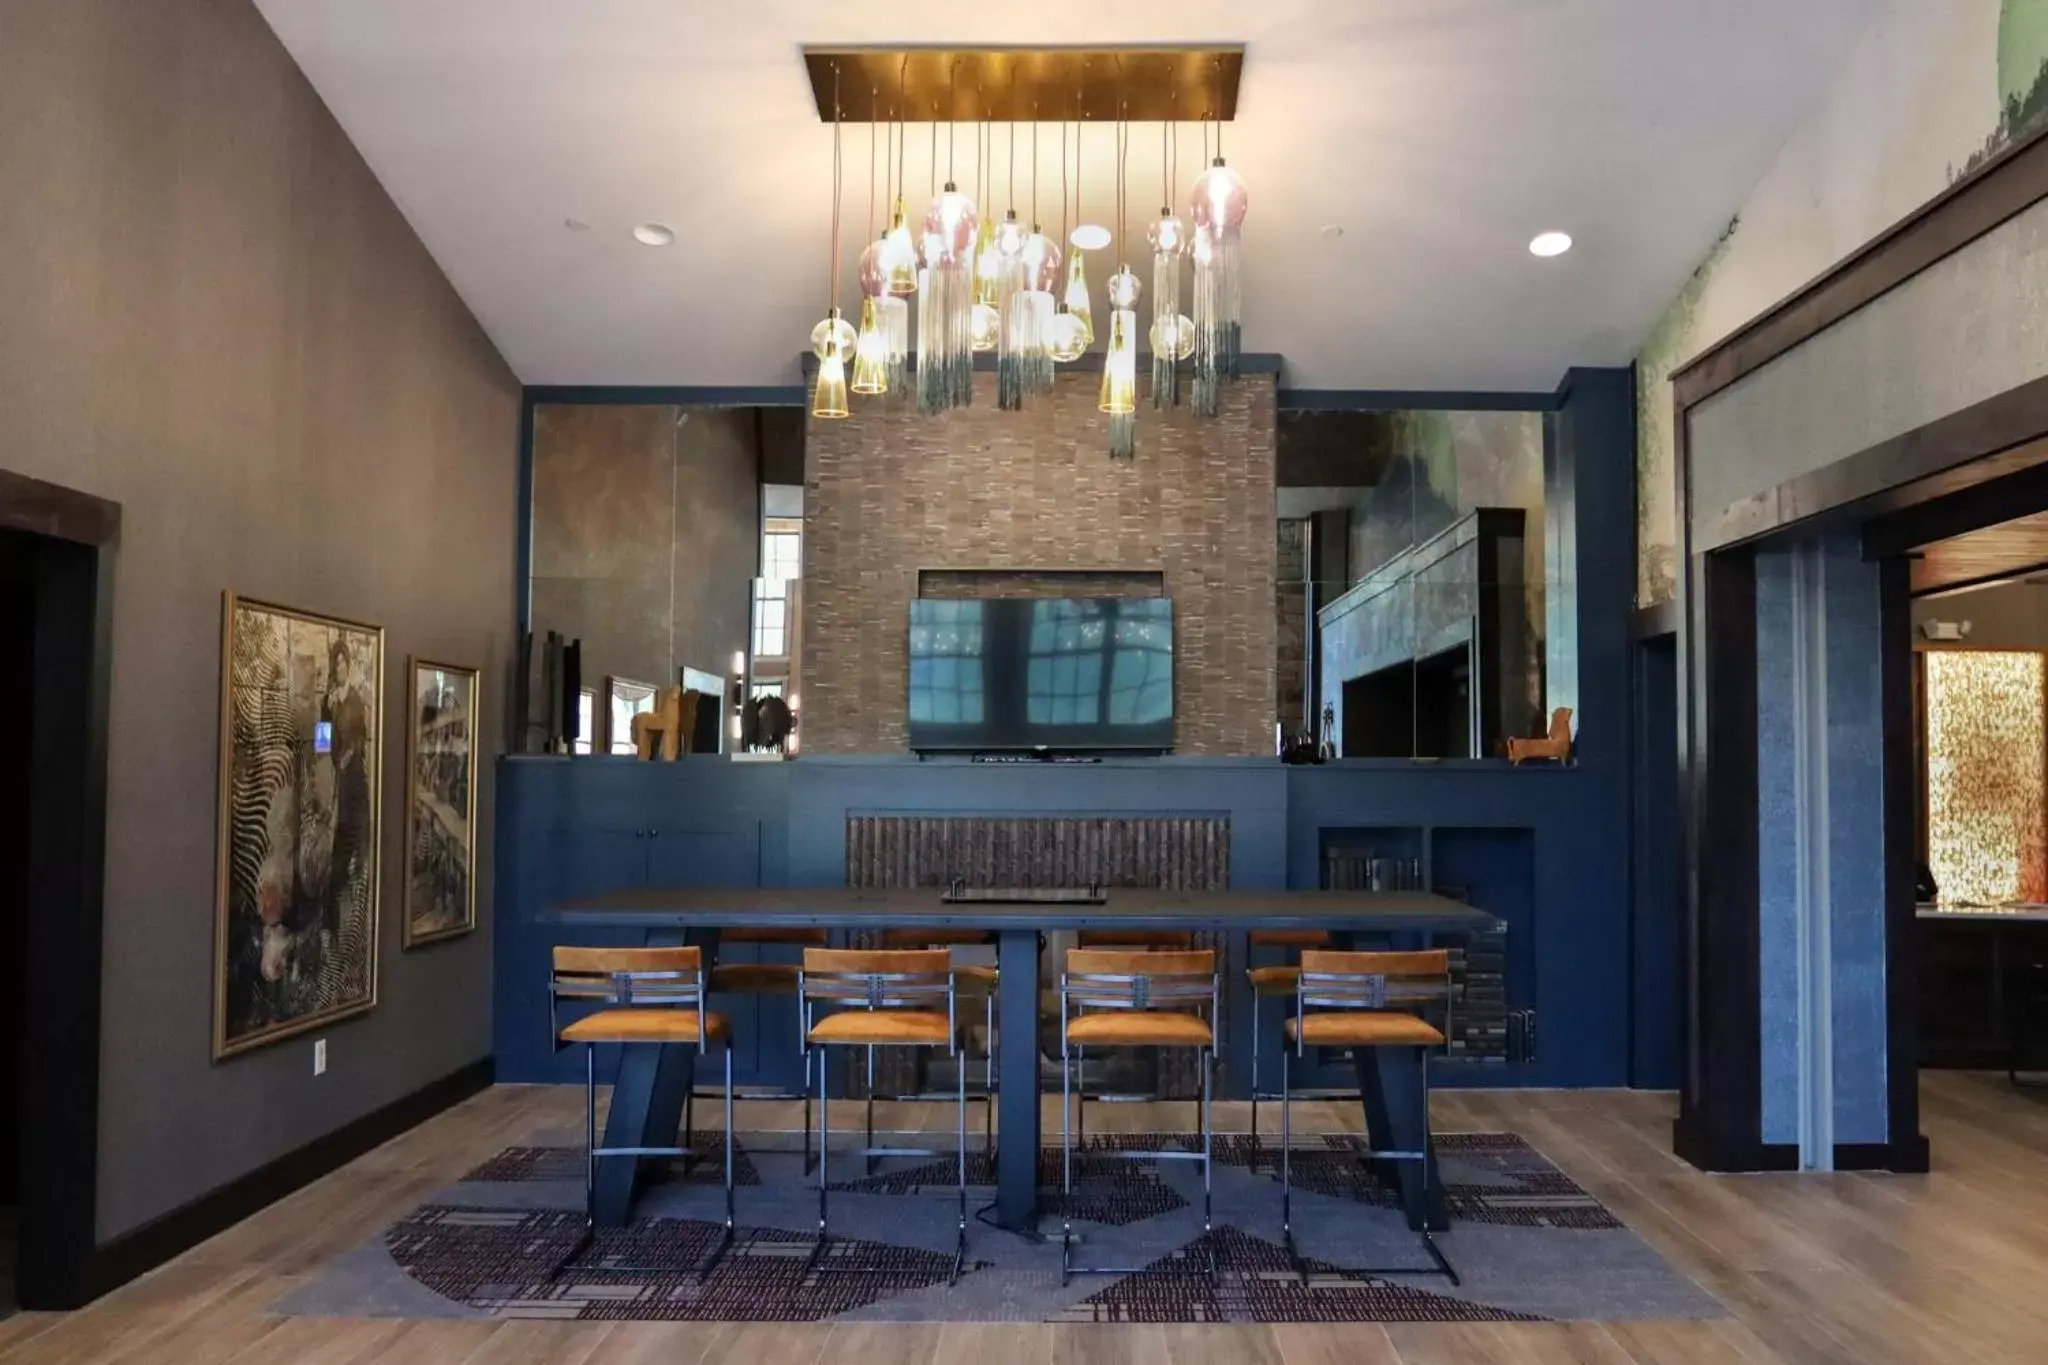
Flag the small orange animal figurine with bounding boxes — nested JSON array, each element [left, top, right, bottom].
[[1506, 707, 1573, 766]]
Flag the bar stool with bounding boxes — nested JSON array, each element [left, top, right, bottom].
[[1281, 949, 1457, 1284], [707, 926, 830, 1171], [881, 928, 998, 1157], [1058, 947, 1219, 1285], [1245, 929, 1334, 1167], [800, 947, 968, 1283], [549, 945, 735, 1277], [1067, 930, 1198, 1143]]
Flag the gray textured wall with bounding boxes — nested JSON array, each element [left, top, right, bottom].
[[803, 371, 1278, 755], [1689, 193, 2048, 528], [1913, 581, 2048, 649], [530, 404, 760, 701], [0, 0, 519, 1239]]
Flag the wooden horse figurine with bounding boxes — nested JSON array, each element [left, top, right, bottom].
[[630, 686, 700, 761], [1506, 706, 1573, 766]]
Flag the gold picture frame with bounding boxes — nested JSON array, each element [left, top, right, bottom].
[[402, 657, 481, 948], [213, 593, 384, 1060]]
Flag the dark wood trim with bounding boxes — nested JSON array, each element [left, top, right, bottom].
[[1672, 543, 1762, 1172], [1878, 555, 1927, 1171], [0, 467, 120, 546], [1755, 1140, 1930, 1173], [1701, 375, 2048, 555], [1633, 600, 1679, 640], [1861, 436, 2048, 561], [1674, 121, 2048, 409], [73, 1059, 493, 1307]]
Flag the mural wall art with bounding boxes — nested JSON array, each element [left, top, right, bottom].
[[214, 593, 383, 1059]]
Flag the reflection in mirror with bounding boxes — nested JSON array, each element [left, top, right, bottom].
[[1276, 408, 1553, 760], [527, 403, 804, 755]]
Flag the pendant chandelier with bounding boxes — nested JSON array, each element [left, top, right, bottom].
[[802, 48, 1246, 446]]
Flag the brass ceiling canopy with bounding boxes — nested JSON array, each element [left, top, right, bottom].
[[801, 46, 1244, 123]]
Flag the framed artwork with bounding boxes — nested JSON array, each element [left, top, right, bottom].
[[403, 658, 481, 948], [607, 676, 657, 755], [214, 593, 383, 1060]]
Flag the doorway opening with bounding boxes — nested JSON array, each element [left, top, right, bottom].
[[0, 469, 118, 1310], [1890, 513, 2048, 1081], [0, 531, 27, 1315]]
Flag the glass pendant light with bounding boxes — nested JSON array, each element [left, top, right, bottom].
[[1049, 116, 1089, 363], [1063, 116, 1096, 348], [813, 331, 852, 419], [1189, 82, 1249, 418], [916, 80, 978, 414], [852, 295, 889, 396], [970, 124, 1001, 352], [1147, 120, 1188, 407], [880, 72, 918, 295], [812, 66, 852, 421]]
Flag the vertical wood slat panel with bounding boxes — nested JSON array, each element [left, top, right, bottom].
[[844, 816, 1230, 890]]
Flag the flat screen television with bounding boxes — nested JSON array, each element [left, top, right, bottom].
[[907, 596, 1174, 752]]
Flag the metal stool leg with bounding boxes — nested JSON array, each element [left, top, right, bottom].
[[805, 1045, 828, 1278], [864, 1044, 877, 1176], [984, 991, 997, 1160], [1418, 1048, 1458, 1285], [802, 1048, 814, 1176], [1282, 1041, 1302, 1283], [1060, 1038, 1074, 1286], [1201, 1045, 1214, 1238], [954, 1033, 968, 1284], [1249, 988, 1261, 1170], [1075, 1044, 1086, 1147]]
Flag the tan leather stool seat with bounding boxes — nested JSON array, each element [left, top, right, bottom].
[[1285, 1011, 1445, 1048], [561, 1009, 729, 1045], [807, 1010, 955, 1046], [1064, 1011, 1215, 1047], [1247, 965, 1300, 992]]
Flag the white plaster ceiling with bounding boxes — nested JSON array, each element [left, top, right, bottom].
[[253, 0, 1883, 392]]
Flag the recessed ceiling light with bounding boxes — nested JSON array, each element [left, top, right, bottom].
[[633, 223, 677, 247], [1070, 224, 1111, 251], [1320, 224, 1344, 239], [564, 217, 590, 232], [1528, 231, 1573, 258]]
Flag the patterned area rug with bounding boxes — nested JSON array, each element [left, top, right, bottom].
[[273, 1130, 1724, 1325]]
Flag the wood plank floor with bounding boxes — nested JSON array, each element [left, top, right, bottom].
[[4, 1074, 2046, 1363]]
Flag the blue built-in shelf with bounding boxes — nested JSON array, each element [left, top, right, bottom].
[[495, 752, 1634, 1093]]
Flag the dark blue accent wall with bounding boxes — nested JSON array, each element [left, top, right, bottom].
[[497, 366, 1653, 1093]]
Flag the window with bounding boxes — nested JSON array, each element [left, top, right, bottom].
[[908, 600, 985, 724], [608, 678, 657, 756], [749, 680, 785, 702], [573, 687, 596, 755], [752, 518, 802, 660], [761, 522, 802, 584]]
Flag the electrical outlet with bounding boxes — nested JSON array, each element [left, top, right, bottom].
[[313, 1038, 328, 1076]]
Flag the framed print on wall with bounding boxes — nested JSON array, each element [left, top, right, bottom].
[[214, 593, 383, 1060], [403, 658, 481, 948]]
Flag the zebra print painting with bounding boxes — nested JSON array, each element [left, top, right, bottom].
[[402, 658, 478, 948], [214, 594, 383, 1059]]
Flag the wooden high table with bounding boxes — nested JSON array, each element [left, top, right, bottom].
[[543, 886, 1499, 1236]]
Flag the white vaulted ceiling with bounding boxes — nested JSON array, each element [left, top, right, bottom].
[[253, 0, 1881, 392]]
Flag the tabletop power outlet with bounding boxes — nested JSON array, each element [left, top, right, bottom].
[[314, 1038, 328, 1076]]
